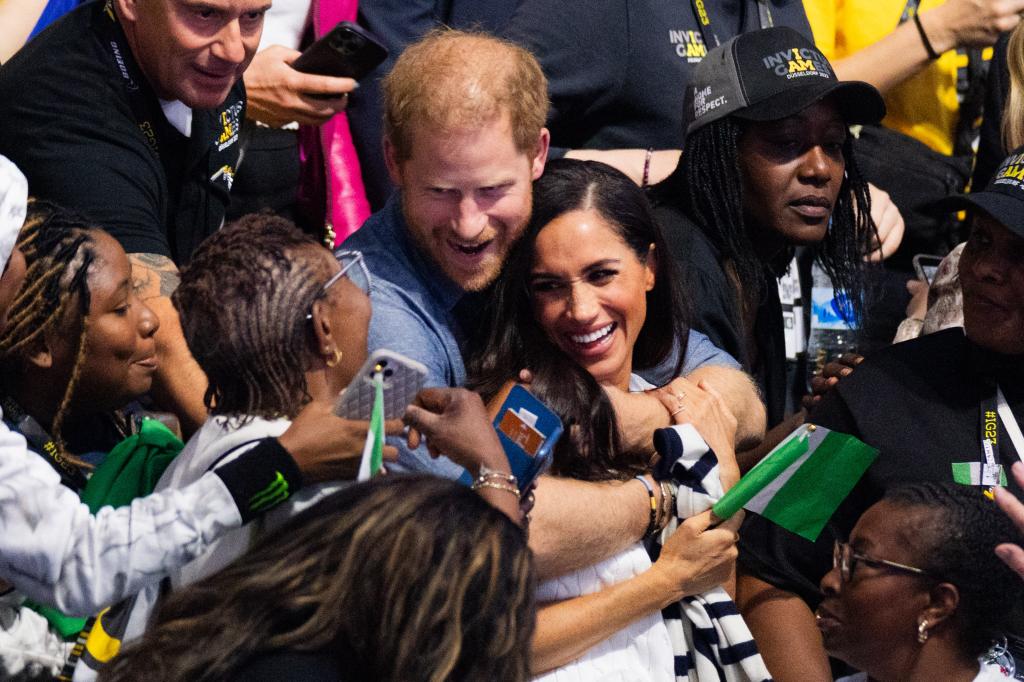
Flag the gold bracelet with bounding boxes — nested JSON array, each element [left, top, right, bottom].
[[657, 480, 676, 530], [471, 480, 521, 497], [478, 465, 518, 487]]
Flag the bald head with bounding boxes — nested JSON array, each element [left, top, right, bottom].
[[383, 29, 549, 161]]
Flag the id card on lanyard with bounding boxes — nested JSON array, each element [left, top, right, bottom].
[[956, 386, 1024, 487]]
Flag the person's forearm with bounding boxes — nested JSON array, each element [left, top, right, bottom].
[[605, 387, 670, 453], [531, 568, 678, 674], [736, 570, 831, 682], [0, 0, 47, 63], [128, 254, 208, 436], [736, 410, 806, 474], [529, 475, 650, 580], [686, 365, 765, 451]]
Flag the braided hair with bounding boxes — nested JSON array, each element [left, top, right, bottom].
[[651, 116, 875, 323], [0, 199, 97, 464], [173, 213, 329, 422], [884, 482, 1024, 658]]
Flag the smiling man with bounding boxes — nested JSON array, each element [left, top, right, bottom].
[[0, 0, 270, 433]]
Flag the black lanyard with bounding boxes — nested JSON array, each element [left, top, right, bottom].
[[981, 386, 1023, 467], [691, 0, 774, 49], [2, 397, 88, 491]]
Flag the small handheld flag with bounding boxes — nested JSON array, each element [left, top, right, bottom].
[[712, 424, 878, 541], [357, 368, 385, 481]]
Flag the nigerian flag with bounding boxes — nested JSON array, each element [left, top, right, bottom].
[[357, 372, 385, 481], [712, 424, 878, 541]]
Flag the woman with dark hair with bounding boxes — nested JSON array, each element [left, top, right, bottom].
[[470, 158, 754, 680], [0, 200, 162, 679], [817, 482, 1023, 681], [649, 26, 885, 435], [98, 475, 536, 682]]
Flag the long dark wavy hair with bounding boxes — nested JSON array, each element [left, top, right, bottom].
[[469, 159, 690, 482], [98, 476, 536, 682], [650, 115, 875, 323]]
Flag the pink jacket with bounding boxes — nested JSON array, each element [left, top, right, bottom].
[[298, 0, 371, 246]]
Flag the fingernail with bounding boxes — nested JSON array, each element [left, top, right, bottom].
[[840, 368, 852, 376]]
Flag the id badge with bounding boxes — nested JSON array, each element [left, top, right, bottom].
[[952, 461, 1008, 486]]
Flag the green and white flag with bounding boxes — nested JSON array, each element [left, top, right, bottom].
[[712, 424, 878, 541], [357, 372, 385, 482]]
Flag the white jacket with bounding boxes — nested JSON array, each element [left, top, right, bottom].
[[0, 418, 242, 617]]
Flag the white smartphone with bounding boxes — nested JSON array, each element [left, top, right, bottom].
[[334, 349, 428, 421]]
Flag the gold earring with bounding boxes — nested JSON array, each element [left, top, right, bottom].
[[326, 349, 343, 368], [917, 619, 929, 644]]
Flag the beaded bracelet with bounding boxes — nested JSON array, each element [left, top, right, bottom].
[[634, 475, 659, 538], [641, 148, 654, 189], [478, 465, 518, 486], [471, 480, 521, 498]]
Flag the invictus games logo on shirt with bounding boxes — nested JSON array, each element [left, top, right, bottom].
[[693, 85, 726, 119], [669, 29, 707, 63], [762, 47, 830, 80], [216, 102, 243, 151], [995, 152, 1024, 189]]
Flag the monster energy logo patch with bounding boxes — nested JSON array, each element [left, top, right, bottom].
[[249, 471, 290, 512]]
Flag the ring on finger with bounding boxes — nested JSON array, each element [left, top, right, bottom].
[[670, 405, 687, 417]]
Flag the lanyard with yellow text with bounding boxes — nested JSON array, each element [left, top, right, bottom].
[[95, 0, 164, 158], [690, 0, 773, 49], [1, 397, 88, 491], [979, 386, 1024, 486]]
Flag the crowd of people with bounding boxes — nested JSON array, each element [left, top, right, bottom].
[[0, 0, 1023, 680]]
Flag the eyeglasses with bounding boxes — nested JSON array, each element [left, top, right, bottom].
[[833, 541, 933, 584], [306, 250, 371, 320]]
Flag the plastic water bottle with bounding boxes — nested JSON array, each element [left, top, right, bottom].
[[806, 262, 858, 386]]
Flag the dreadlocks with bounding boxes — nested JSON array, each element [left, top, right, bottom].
[[652, 117, 875, 323], [0, 199, 97, 463], [173, 213, 327, 421]]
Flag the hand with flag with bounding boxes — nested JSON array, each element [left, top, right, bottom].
[[711, 423, 878, 542], [279, 399, 401, 482]]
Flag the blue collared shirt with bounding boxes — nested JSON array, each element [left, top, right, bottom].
[[344, 194, 740, 478]]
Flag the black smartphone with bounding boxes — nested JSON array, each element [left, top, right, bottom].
[[292, 21, 388, 82]]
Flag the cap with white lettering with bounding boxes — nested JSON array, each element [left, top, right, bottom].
[[683, 26, 885, 136]]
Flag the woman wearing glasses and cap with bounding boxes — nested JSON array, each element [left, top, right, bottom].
[[817, 482, 1023, 681]]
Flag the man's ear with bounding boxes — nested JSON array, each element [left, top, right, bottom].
[[113, 0, 139, 24], [383, 137, 404, 187], [531, 128, 551, 181]]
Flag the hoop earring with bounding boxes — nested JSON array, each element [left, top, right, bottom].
[[917, 619, 929, 644], [326, 349, 343, 368]]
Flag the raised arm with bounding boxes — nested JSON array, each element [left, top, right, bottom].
[[128, 253, 208, 436], [814, 0, 1024, 94]]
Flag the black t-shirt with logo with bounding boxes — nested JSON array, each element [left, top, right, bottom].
[[0, 0, 244, 265], [504, 0, 812, 151], [739, 327, 1024, 607]]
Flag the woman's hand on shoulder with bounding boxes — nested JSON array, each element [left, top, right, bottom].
[[654, 378, 740, 487]]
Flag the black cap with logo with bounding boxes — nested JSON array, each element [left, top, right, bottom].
[[942, 148, 1024, 239], [684, 26, 886, 136]]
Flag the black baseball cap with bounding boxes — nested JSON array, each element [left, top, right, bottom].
[[941, 148, 1024, 239], [684, 26, 886, 136]]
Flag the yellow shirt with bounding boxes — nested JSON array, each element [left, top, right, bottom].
[[804, 0, 990, 156]]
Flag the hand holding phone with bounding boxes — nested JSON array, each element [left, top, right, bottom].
[[334, 350, 427, 421], [292, 22, 389, 82]]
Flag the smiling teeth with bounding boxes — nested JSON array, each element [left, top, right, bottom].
[[571, 324, 614, 344]]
